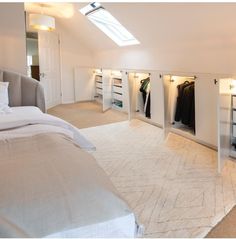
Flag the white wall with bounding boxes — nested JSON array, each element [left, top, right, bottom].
[[90, 3, 236, 75], [0, 3, 27, 75], [93, 44, 236, 75], [57, 22, 94, 104]]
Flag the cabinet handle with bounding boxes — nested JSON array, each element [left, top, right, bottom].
[[214, 79, 218, 85]]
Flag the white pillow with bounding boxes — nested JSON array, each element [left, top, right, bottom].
[[0, 82, 9, 106]]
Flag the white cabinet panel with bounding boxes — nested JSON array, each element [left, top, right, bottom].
[[128, 73, 137, 120], [233, 97, 236, 108], [102, 70, 112, 112], [195, 75, 218, 147], [74, 68, 94, 102], [218, 78, 232, 172], [150, 72, 164, 127], [163, 75, 172, 138]]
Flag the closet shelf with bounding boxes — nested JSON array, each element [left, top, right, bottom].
[[113, 92, 122, 95], [112, 77, 122, 80], [113, 84, 122, 88], [96, 80, 102, 83]]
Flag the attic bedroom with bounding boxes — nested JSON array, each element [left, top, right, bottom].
[[1, 1, 236, 238]]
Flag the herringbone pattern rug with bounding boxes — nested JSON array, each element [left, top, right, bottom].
[[81, 119, 236, 238]]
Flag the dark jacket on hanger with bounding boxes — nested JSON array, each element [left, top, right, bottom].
[[174, 81, 195, 131], [181, 83, 195, 129], [175, 81, 192, 122], [140, 77, 151, 118], [145, 92, 151, 118]]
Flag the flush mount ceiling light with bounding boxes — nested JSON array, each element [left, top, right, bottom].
[[80, 2, 140, 47], [25, 3, 74, 19], [29, 13, 55, 31]]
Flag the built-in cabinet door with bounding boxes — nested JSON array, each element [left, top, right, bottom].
[[121, 72, 129, 113], [163, 75, 172, 138], [127, 73, 136, 120], [74, 67, 94, 102], [150, 72, 164, 127], [38, 31, 61, 109], [195, 75, 219, 147], [218, 78, 232, 172], [102, 69, 112, 112]]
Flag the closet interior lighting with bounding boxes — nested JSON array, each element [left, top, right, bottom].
[[230, 79, 236, 93]]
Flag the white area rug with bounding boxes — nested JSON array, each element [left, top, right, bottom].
[[81, 119, 236, 238]]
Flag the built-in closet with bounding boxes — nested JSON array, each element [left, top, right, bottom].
[[74, 67, 129, 113], [128, 71, 164, 127], [164, 75, 196, 137], [163, 73, 221, 148], [111, 70, 129, 112], [218, 78, 236, 172]]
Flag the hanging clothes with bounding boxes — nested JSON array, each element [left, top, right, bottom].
[[174, 81, 195, 131], [175, 81, 191, 122], [139, 77, 151, 118], [181, 83, 195, 126], [144, 91, 151, 118]]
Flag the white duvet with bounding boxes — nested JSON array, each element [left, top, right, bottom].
[[0, 106, 95, 151]]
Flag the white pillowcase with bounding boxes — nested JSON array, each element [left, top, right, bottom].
[[0, 82, 9, 106], [0, 82, 12, 114]]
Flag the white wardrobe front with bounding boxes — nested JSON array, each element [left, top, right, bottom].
[[128, 71, 164, 127], [195, 75, 219, 148]]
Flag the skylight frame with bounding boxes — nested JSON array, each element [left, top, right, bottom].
[[80, 2, 140, 47]]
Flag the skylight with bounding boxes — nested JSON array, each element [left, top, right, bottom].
[[80, 2, 140, 47]]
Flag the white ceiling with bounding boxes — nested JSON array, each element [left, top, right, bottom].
[[26, 3, 236, 53]]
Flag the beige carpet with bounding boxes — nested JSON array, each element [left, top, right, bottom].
[[48, 101, 128, 129], [80, 120, 236, 238], [206, 206, 236, 238]]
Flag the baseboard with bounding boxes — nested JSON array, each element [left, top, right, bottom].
[[61, 100, 75, 104]]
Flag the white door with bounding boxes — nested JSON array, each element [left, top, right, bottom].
[[38, 31, 61, 109], [121, 71, 129, 113], [218, 78, 233, 172], [195, 75, 219, 147], [150, 72, 165, 127], [163, 75, 172, 138], [74, 67, 94, 102], [102, 69, 112, 112]]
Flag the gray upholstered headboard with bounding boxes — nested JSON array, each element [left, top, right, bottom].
[[0, 69, 46, 113]]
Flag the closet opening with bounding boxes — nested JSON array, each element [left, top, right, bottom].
[[164, 75, 196, 136], [72, 67, 129, 128], [111, 70, 124, 111], [129, 72, 151, 121]]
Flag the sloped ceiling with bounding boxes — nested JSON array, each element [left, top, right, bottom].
[[27, 3, 236, 53]]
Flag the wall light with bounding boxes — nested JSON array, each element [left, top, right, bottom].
[[29, 14, 55, 31]]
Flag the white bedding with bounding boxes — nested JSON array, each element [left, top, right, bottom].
[[0, 106, 140, 238], [47, 213, 137, 238], [0, 106, 95, 151]]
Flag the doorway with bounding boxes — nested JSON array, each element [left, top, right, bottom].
[[26, 32, 40, 81], [25, 30, 61, 110]]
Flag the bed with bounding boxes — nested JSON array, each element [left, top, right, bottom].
[[0, 70, 141, 237]]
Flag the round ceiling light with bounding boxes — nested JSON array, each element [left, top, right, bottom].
[[29, 14, 55, 31]]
